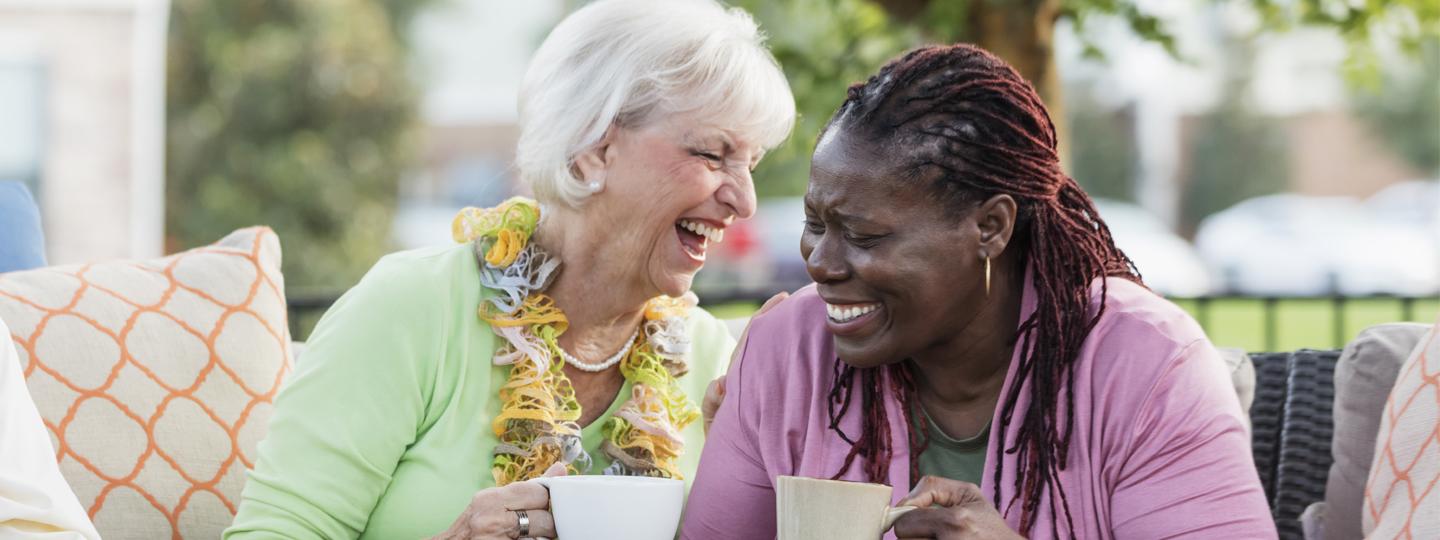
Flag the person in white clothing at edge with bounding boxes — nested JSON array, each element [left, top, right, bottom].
[[0, 316, 100, 540]]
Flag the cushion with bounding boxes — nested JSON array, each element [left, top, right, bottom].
[[1324, 323, 1428, 540], [1216, 346, 1255, 433], [1363, 317, 1440, 538], [0, 181, 47, 272], [0, 227, 292, 540]]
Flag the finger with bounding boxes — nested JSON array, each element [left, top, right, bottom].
[[733, 292, 787, 350], [703, 375, 728, 435], [891, 507, 956, 539], [897, 476, 982, 508], [703, 377, 725, 418], [517, 509, 557, 539], [542, 462, 568, 477], [497, 481, 550, 511], [757, 291, 789, 315]]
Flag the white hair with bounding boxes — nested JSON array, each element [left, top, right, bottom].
[[515, 0, 797, 207]]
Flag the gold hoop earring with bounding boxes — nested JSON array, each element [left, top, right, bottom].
[[985, 256, 991, 297]]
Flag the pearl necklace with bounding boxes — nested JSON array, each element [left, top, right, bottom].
[[559, 328, 640, 372]]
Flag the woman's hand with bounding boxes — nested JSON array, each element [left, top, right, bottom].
[[703, 292, 789, 434], [433, 463, 566, 540], [892, 476, 1023, 540]]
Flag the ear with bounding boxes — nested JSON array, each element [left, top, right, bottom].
[[974, 194, 1017, 259], [571, 127, 618, 188]]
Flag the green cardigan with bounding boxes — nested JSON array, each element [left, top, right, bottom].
[[225, 243, 735, 539]]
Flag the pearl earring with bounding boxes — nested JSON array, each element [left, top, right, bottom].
[[587, 180, 602, 193]]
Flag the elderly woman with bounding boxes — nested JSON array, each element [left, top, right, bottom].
[[224, 1, 794, 538], [683, 44, 1275, 539]]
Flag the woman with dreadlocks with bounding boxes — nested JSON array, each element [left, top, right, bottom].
[[682, 44, 1273, 539]]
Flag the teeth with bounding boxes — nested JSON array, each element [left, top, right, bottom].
[[679, 219, 724, 244], [825, 302, 878, 323]]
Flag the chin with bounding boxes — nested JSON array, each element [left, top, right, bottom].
[[833, 340, 894, 369], [653, 271, 696, 299]]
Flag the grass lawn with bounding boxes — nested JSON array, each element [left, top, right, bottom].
[[705, 297, 1440, 353]]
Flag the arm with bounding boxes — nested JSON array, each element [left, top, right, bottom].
[[1109, 340, 1277, 539], [681, 327, 778, 540], [0, 322, 100, 540], [224, 257, 440, 539]]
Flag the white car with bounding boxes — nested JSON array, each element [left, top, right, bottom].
[[1093, 199, 1213, 297], [1195, 194, 1440, 296]]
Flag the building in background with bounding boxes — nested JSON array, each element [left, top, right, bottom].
[[0, 0, 168, 264], [393, 0, 563, 249]]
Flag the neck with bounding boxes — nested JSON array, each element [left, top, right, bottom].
[[532, 205, 650, 361], [908, 262, 1025, 409]]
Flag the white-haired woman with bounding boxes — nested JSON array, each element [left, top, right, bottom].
[[224, 1, 794, 538]]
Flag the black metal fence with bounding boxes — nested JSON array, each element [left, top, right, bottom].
[[285, 289, 1440, 352]]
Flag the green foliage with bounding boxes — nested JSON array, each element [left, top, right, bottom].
[[1352, 39, 1440, 175], [1062, 0, 1180, 60], [1246, 0, 1440, 85], [166, 0, 433, 290], [731, 0, 921, 197]]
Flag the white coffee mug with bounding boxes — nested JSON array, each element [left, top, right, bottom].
[[776, 476, 916, 540], [531, 475, 684, 540]]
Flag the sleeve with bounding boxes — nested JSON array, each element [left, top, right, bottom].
[[680, 327, 778, 540], [224, 256, 444, 539], [1109, 340, 1278, 539], [0, 321, 101, 540]]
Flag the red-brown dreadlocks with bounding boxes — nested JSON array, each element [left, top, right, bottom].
[[821, 44, 1141, 537]]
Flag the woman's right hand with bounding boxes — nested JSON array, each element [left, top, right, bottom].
[[433, 464, 565, 540]]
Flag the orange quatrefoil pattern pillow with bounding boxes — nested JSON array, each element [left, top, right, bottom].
[[1364, 315, 1440, 539], [0, 227, 292, 540]]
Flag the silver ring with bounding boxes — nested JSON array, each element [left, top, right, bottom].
[[515, 509, 531, 538]]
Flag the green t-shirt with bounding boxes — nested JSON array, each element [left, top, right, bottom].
[[913, 407, 990, 486], [225, 243, 735, 539]]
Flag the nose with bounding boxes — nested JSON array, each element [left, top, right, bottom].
[[804, 233, 848, 284], [716, 168, 757, 220]]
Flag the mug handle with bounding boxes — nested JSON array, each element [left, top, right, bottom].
[[881, 505, 917, 531]]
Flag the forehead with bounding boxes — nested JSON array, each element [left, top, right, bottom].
[[807, 128, 912, 205], [637, 111, 765, 150]]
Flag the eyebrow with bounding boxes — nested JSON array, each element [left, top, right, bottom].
[[804, 198, 883, 227]]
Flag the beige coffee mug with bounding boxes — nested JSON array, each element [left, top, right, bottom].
[[776, 476, 916, 540], [531, 476, 684, 540]]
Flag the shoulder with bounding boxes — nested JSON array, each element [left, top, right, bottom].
[[1089, 277, 1207, 350], [1080, 277, 1230, 414], [357, 243, 479, 297], [727, 285, 835, 390], [330, 243, 479, 318], [306, 243, 484, 351]]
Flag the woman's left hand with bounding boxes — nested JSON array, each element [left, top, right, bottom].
[[892, 476, 1023, 540]]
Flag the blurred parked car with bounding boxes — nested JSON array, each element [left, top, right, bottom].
[[1366, 180, 1440, 248], [1093, 199, 1213, 297], [1195, 194, 1440, 296]]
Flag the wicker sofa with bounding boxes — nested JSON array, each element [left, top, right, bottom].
[[1242, 322, 1432, 540]]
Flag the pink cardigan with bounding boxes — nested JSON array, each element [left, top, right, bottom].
[[681, 279, 1276, 539]]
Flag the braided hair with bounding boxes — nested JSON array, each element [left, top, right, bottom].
[[821, 44, 1141, 536]]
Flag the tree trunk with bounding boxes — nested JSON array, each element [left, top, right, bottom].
[[874, 0, 1071, 169], [970, 0, 1069, 168]]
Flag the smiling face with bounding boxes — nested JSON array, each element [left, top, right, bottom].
[[575, 112, 765, 298], [802, 127, 996, 368]]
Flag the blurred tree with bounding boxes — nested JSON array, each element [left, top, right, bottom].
[[739, 0, 1437, 199], [730, 0, 921, 197], [1353, 39, 1440, 175], [166, 0, 437, 290], [1067, 88, 1137, 203], [1179, 37, 1290, 237]]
